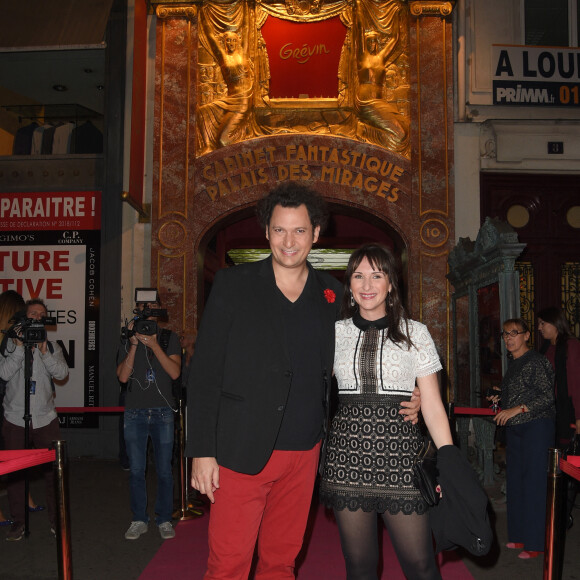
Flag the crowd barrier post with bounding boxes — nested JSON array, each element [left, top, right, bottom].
[[54, 440, 73, 580], [543, 448, 566, 580], [174, 398, 204, 521], [446, 402, 455, 423], [23, 342, 35, 538]]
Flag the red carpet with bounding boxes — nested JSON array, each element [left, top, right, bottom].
[[140, 503, 473, 579]]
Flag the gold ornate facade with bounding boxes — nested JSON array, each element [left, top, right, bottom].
[[148, 0, 456, 393], [157, 0, 412, 158]]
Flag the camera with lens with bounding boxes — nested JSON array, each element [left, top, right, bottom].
[[4, 311, 56, 345], [121, 288, 167, 340]]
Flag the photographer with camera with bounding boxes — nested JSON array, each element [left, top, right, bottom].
[[0, 298, 69, 541], [116, 289, 181, 541]]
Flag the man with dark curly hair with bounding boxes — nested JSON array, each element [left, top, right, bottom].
[[186, 182, 419, 579]]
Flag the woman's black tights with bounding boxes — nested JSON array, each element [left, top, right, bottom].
[[333, 508, 441, 580]]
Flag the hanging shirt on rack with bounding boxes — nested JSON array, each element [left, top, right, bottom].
[[12, 122, 39, 155], [52, 122, 76, 154], [41, 124, 59, 155], [71, 120, 103, 154], [31, 125, 51, 155]]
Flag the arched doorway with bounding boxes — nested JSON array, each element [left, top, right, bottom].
[[194, 203, 408, 317]]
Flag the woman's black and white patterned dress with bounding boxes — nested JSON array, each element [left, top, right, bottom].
[[319, 313, 442, 515]]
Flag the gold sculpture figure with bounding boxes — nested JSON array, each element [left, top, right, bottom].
[[353, 0, 408, 152], [197, 9, 254, 155]]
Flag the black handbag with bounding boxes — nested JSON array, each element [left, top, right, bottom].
[[412, 438, 440, 506]]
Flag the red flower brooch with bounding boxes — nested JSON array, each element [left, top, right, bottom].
[[324, 289, 336, 303]]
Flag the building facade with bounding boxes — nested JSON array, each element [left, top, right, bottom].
[[0, 0, 578, 457]]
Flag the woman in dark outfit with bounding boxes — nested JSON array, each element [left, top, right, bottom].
[[319, 244, 453, 579], [537, 307, 580, 528], [493, 318, 555, 559]]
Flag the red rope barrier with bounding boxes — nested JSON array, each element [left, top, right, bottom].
[[560, 456, 580, 482], [0, 448, 56, 476], [453, 407, 496, 416], [452, 408, 575, 431], [56, 406, 125, 413]]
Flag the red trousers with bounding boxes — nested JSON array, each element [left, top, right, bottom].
[[205, 442, 321, 580]]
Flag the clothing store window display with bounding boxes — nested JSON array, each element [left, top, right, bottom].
[[319, 244, 454, 580], [489, 318, 555, 560], [116, 296, 181, 541], [186, 184, 422, 580], [537, 307, 580, 530]]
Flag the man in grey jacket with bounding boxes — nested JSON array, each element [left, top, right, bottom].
[[0, 299, 69, 541]]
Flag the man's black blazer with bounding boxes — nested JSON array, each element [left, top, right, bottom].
[[185, 255, 341, 475]]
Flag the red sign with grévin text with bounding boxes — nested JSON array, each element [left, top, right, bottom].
[[260, 17, 347, 99]]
